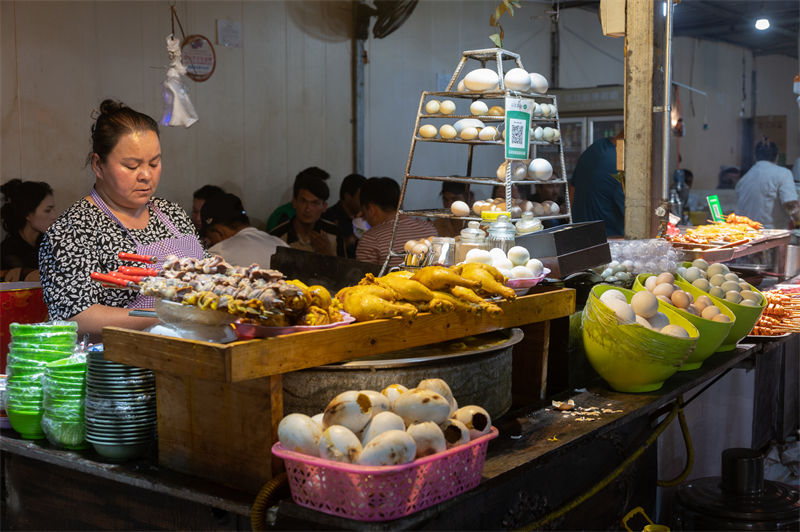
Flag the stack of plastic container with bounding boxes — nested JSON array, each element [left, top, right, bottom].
[[41, 353, 88, 449], [5, 322, 77, 439]]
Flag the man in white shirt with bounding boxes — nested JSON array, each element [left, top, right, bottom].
[[201, 193, 288, 268], [735, 140, 800, 229]]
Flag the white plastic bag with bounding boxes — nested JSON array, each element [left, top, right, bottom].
[[160, 34, 198, 128]]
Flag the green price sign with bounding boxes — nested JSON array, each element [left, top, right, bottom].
[[706, 195, 724, 222], [504, 97, 533, 160]]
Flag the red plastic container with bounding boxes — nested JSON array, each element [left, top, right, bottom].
[[271, 427, 498, 522], [0, 282, 49, 372]]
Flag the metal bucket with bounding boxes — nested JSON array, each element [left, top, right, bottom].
[[785, 245, 800, 278], [282, 328, 523, 420]]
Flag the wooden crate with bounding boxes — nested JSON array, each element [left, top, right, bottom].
[[102, 288, 575, 492]]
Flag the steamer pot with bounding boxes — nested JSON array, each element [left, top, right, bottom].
[[282, 328, 523, 420]]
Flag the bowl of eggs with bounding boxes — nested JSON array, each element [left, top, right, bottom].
[[582, 285, 699, 393], [633, 273, 736, 371], [676, 260, 766, 351], [464, 246, 548, 295]]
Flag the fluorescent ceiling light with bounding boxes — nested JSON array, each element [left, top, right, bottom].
[[755, 17, 770, 30]]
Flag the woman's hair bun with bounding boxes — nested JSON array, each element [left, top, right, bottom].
[[97, 99, 126, 117], [0, 178, 23, 202]]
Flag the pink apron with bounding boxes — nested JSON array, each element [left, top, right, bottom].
[[91, 189, 204, 309]]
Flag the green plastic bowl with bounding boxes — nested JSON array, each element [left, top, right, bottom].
[[8, 347, 72, 362], [41, 416, 87, 449], [10, 321, 77, 334], [633, 274, 736, 370], [582, 285, 699, 393], [676, 273, 766, 351], [6, 409, 45, 439]]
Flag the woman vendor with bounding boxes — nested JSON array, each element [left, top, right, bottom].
[[39, 99, 205, 340]]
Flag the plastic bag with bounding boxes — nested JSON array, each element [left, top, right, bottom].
[[160, 34, 198, 128]]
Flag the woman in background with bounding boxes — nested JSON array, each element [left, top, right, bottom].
[[1, 179, 57, 271]]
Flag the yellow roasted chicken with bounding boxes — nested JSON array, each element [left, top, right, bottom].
[[337, 286, 418, 322], [361, 273, 434, 302], [411, 266, 480, 291], [456, 263, 516, 300]]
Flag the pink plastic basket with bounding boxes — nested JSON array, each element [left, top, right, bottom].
[[271, 427, 498, 522]]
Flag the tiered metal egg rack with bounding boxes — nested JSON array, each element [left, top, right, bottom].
[[381, 48, 573, 273]]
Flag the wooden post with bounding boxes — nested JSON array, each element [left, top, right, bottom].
[[623, 1, 656, 238]]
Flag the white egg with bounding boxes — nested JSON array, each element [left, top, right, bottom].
[[417, 378, 457, 416], [493, 257, 514, 271], [439, 124, 457, 139], [540, 104, 551, 117], [360, 411, 406, 446], [450, 200, 470, 217], [599, 289, 627, 305], [278, 413, 322, 456], [631, 290, 659, 319], [507, 246, 531, 266], [529, 72, 549, 93], [440, 419, 471, 448], [605, 298, 636, 325], [552, 129, 560, 141], [439, 100, 456, 115], [472, 201, 488, 215], [358, 429, 416, 466], [522, 200, 534, 213], [479, 126, 499, 141], [533, 126, 544, 140], [488, 105, 505, 116], [470, 101, 489, 116], [542, 127, 556, 141], [647, 311, 670, 330], [460, 127, 479, 140], [359, 390, 391, 417], [497, 267, 513, 279], [489, 248, 508, 262], [418, 124, 437, 138], [407, 422, 447, 458], [392, 389, 451, 426], [424, 100, 440, 114], [465, 248, 492, 264], [380, 383, 408, 403], [464, 68, 499, 92], [543, 201, 560, 215], [322, 390, 373, 432], [318, 425, 362, 463], [532, 103, 542, 117], [453, 118, 485, 133], [661, 324, 689, 338], [452, 405, 492, 439], [528, 158, 553, 181], [511, 265, 534, 279], [525, 258, 544, 275], [412, 242, 428, 255], [532, 202, 546, 216], [457, 80, 466, 92], [504, 67, 532, 91]]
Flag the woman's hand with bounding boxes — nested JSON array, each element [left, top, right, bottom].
[[72, 304, 159, 343]]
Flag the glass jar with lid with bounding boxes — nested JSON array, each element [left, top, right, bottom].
[[454, 221, 487, 263], [429, 237, 456, 266], [516, 212, 544, 235], [487, 214, 516, 253]]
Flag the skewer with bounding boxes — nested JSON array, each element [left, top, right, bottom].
[[118, 252, 158, 264], [119, 265, 158, 277], [90, 272, 140, 290], [108, 271, 146, 283]]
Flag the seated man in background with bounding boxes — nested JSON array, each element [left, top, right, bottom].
[[191, 184, 225, 231], [266, 166, 329, 231], [356, 177, 437, 267], [717, 166, 741, 190], [201, 193, 287, 268], [323, 173, 366, 258], [736, 139, 800, 229], [270, 176, 338, 255]]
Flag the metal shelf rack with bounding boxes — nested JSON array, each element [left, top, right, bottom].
[[381, 48, 573, 273]]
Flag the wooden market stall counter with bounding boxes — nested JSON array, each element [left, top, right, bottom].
[[99, 287, 576, 493], [7, 339, 795, 530]]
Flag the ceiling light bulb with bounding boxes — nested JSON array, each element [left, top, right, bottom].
[[755, 18, 770, 30]]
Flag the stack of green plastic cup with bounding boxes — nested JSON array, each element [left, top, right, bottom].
[[41, 354, 88, 449], [5, 322, 77, 439]]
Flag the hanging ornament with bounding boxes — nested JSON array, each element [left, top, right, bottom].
[[160, 7, 198, 128]]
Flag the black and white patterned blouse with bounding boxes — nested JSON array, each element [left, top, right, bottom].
[[39, 197, 206, 320]]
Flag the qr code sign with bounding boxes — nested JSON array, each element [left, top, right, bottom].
[[509, 118, 525, 148]]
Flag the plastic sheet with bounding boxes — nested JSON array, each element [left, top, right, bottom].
[[598, 239, 684, 285], [41, 351, 87, 448], [581, 284, 698, 392]]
